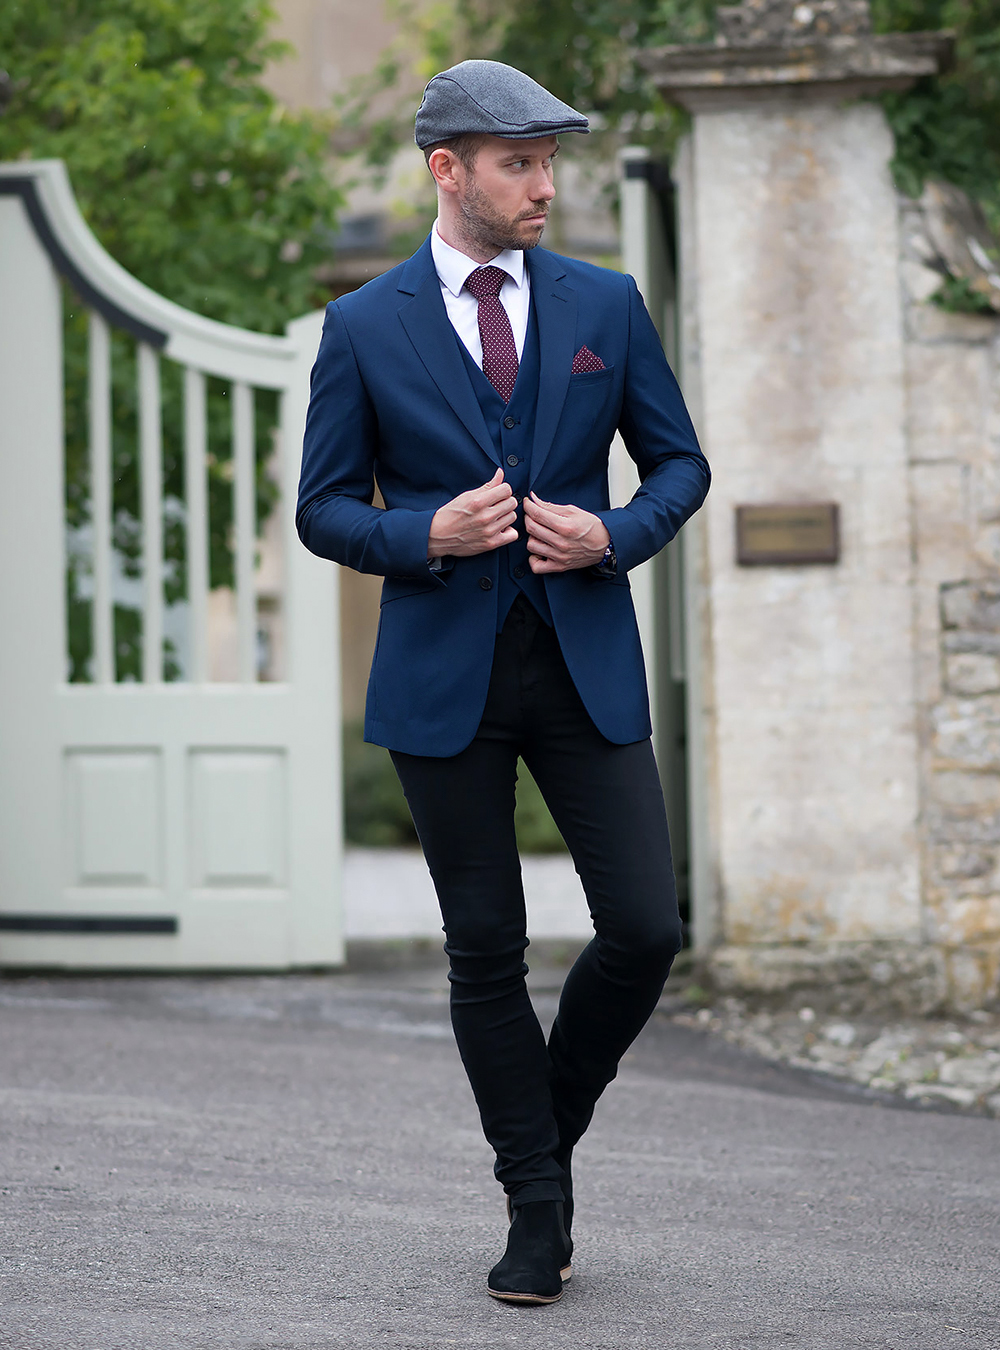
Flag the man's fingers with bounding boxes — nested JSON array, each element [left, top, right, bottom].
[[476, 481, 515, 509], [462, 468, 510, 510], [524, 497, 571, 528], [525, 508, 573, 541], [527, 491, 572, 515], [528, 555, 566, 574], [525, 519, 564, 549]]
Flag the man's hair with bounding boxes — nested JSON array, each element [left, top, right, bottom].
[[423, 133, 490, 176]]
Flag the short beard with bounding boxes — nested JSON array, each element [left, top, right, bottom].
[[456, 178, 548, 255]]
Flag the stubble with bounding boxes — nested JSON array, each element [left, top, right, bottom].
[[456, 179, 548, 256]]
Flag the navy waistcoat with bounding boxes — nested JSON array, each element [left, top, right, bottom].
[[456, 304, 553, 631]]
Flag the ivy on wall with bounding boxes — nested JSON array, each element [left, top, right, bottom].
[[873, 0, 1000, 235]]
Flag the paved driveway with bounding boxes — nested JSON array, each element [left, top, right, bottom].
[[1, 968, 997, 1349]]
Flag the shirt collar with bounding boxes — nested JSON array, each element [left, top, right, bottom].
[[431, 221, 526, 299]]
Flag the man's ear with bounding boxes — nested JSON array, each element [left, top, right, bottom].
[[428, 148, 463, 195]]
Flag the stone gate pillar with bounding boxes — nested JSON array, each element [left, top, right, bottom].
[[643, 1, 953, 999]]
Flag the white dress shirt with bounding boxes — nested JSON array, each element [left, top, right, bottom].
[[430, 221, 530, 367]]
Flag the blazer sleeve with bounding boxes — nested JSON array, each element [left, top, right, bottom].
[[295, 302, 439, 578], [594, 274, 710, 574]]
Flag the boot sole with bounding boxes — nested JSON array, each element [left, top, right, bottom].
[[487, 1286, 564, 1305]]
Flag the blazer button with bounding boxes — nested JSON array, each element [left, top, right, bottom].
[[506, 454, 519, 467], [503, 415, 516, 429], [513, 564, 526, 579], [479, 577, 493, 591]]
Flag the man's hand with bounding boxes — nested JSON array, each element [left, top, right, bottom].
[[524, 492, 611, 573], [427, 467, 519, 558]]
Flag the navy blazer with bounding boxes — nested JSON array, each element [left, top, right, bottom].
[[297, 236, 710, 757]]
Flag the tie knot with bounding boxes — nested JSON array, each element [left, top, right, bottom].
[[464, 265, 508, 302]]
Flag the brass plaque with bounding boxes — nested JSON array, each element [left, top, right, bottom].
[[736, 503, 840, 566]]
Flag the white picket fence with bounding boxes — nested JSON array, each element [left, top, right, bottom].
[[0, 159, 342, 969]]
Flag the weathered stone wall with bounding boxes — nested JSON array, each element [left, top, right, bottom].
[[676, 102, 926, 1002], [900, 195, 1000, 1009], [703, 190, 1000, 1015], [652, 0, 1000, 1012]]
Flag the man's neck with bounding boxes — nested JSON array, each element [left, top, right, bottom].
[[435, 216, 504, 266]]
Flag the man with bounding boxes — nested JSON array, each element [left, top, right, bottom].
[[297, 59, 709, 1305]]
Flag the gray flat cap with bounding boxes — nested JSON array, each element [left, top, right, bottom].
[[414, 59, 589, 149]]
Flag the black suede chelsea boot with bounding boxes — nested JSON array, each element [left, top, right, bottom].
[[487, 1199, 571, 1304]]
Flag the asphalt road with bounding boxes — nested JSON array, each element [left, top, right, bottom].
[[1, 966, 997, 1350]]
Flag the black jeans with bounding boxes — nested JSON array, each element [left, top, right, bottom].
[[390, 595, 682, 1206]]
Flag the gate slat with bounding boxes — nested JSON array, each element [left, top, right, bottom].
[[138, 343, 163, 683], [233, 380, 256, 683], [87, 312, 114, 684], [184, 367, 209, 682]]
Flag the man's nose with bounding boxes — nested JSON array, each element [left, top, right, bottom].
[[533, 171, 556, 202]]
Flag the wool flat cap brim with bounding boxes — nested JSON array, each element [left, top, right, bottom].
[[414, 59, 589, 149]]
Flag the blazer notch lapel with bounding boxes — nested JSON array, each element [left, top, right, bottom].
[[398, 272, 498, 467], [529, 269, 576, 487]]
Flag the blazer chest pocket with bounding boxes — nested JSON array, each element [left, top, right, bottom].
[[569, 365, 615, 388]]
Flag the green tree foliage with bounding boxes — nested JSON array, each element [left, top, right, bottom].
[[0, 1, 342, 680], [0, 0, 340, 329]]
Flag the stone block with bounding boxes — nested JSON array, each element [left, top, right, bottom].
[[924, 807, 1000, 847], [928, 843, 995, 882], [969, 455, 1000, 525], [928, 768, 1000, 809], [898, 199, 937, 266], [972, 523, 1000, 573], [942, 944, 1000, 1011], [926, 895, 1000, 944], [924, 769, 1000, 845], [942, 631, 1000, 655], [911, 462, 967, 582], [707, 941, 947, 1014], [940, 582, 980, 629], [708, 939, 1000, 1012], [932, 695, 1000, 770], [944, 652, 1000, 695], [906, 305, 998, 346], [937, 1052, 1000, 1092], [715, 693, 920, 943], [913, 583, 943, 706], [901, 261, 944, 305], [906, 343, 988, 465]]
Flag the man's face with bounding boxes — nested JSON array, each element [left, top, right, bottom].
[[456, 135, 559, 254]]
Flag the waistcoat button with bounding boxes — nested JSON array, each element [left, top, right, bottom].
[[503, 415, 516, 429], [513, 564, 526, 579], [506, 454, 519, 467], [479, 577, 493, 591]]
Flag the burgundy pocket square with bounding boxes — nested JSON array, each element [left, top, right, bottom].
[[571, 345, 606, 374]]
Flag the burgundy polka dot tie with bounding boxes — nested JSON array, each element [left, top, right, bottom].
[[464, 265, 519, 404]]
